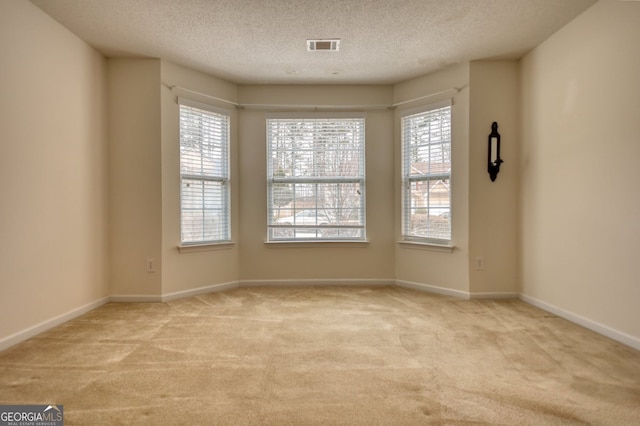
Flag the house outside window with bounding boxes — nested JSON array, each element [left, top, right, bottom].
[[179, 98, 231, 244], [401, 101, 452, 243], [266, 113, 365, 241]]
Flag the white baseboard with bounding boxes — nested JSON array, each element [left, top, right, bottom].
[[0, 296, 110, 352], [519, 294, 640, 351], [109, 294, 163, 303], [471, 292, 519, 300], [109, 279, 392, 303], [162, 281, 239, 302], [239, 278, 395, 288], [395, 280, 470, 299]]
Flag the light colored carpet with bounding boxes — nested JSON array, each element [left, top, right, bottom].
[[0, 286, 639, 425]]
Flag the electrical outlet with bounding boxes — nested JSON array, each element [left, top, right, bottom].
[[146, 258, 155, 273], [475, 256, 485, 271]]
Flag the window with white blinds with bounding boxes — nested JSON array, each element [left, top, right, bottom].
[[179, 98, 230, 244], [267, 114, 365, 241], [401, 101, 452, 243]]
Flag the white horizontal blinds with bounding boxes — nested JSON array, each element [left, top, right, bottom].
[[267, 116, 365, 241], [401, 101, 452, 242], [179, 100, 230, 244]]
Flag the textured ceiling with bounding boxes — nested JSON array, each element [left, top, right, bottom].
[[30, 0, 597, 85]]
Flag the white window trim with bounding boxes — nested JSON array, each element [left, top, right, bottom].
[[266, 113, 366, 242], [400, 99, 453, 246], [397, 240, 454, 252], [178, 97, 232, 246], [177, 241, 234, 253]]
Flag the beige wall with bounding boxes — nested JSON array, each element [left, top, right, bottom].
[[520, 0, 640, 339], [108, 59, 162, 297], [160, 61, 240, 294], [237, 85, 396, 282], [0, 1, 109, 341], [393, 64, 471, 293], [108, 59, 241, 298], [468, 61, 519, 295]]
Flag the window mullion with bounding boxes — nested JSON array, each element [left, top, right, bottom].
[[179, 103, 231, 244], [401, 104, 452, 243], [267, 116, 365, 241]]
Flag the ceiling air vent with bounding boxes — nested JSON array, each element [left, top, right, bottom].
[[307, 39, 340, 52]]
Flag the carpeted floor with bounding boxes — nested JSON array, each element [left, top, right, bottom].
[[0, 286, 639, 425]]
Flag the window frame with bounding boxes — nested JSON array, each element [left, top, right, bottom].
[[178, 97, 231, 246], [266, 112, 366, 242], [400, 100, 453, 245]]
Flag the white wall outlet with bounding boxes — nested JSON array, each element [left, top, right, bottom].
[[475, 256, 485, 271], [146, 258, 156, 273]]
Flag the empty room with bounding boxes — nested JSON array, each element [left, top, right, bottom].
[[1, 0, 639, 424]]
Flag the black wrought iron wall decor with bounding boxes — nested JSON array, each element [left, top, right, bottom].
[[488, 122, 503, 182]]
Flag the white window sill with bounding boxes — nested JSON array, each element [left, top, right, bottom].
[[178, 242, 235, 253], [398, 240, 454, 253], [265, 240, 369, 248]]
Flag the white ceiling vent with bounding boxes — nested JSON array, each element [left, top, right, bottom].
[[307, 39, 340, 52]]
